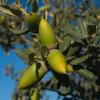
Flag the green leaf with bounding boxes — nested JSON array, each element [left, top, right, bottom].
[[0, 6, 15, 16], [0, 5, 21, 16], [96, 22, 100, 35], [59, 35, 71, 52], [66, 46, 79, 57], [40, 46, 48, 57], [64, 20, 87, 40], [73, 38, 84, 44], [63, 23, 74, 36], [93, 34, 100, 45], [74, 20, 87, 39], [8, 28, 29, 35], [38, 4, 51, 12], [65, 56, 75, 61], [70, 55, 89, 65], [77, 69, 95, 80]]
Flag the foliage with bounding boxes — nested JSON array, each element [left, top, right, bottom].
[[0, 0, 100, 99]]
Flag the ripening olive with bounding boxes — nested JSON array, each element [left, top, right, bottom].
[[25, 12, 41, 33], [18, 61, 47, 89], [47, 49, 67, 74], [67, 64, 74, 73], [39, 19, 57, 49]]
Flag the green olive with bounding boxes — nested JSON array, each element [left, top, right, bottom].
[[39, 19, 57, 48], [67, 64, 74, 73], [47, 49, 67, 74], [18, 61, 47, 89], [25, 12, 41, 33]]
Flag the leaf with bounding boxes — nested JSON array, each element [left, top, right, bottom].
[[40, 46, 48, 57], [38, 4, 51, 12], [0, 5, 21, 16], [22, 48, 34, 59], [70, 19, 88, 40], [59, 35, 71, 52], [63, 23, 74, 36], [0, 6, 15, 16], [76, 20, 87, 38], [77, 69, 95, 80], [66, 46, 79, 57], [73, 38, 84, 44], [70, 55, 89, 65], [65, 56, 75, 61], [8, 28, 29, 35], [64, 22, 86, 40], [14, 48, 35, 60], [93, 34, 100, 45], [26, 0, 31, 8], [32, 0, 38, 12]]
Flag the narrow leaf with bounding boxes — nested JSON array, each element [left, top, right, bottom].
[[77, 69, 95, 80], [0, 5, 21, 16], [38, 4, 51, 12], [32, 0, 38, 12], [26, 0, 31, 8], [66, 46, 79, 57], [59, 35, 71, 52], [93, 34, 100, 45], [70, 55, 89, 65], [75, 19, 87, 38], [8, 28, 29, 35], [0, 6, 15, 16]]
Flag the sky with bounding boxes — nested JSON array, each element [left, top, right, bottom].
[[0, 0, 100, 100]]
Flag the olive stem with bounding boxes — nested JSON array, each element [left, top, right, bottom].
[[45, 10, 48, 20], [38, 61, 48, 74]]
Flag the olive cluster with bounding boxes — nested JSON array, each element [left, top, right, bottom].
[[18, 12, 74, 99]]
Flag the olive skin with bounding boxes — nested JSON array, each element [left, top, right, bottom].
[[67, 64, 74, 73], [25, 12, 41, 33], [47, 49, 67, 74], [18, 61, 47, 89], [39, 19, 57, 48], [30, 89, 39, 100]]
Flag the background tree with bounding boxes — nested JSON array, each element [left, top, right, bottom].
[[0, 0, 100, 100]]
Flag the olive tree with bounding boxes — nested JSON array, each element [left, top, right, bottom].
[[0, 0, 100, 100]]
